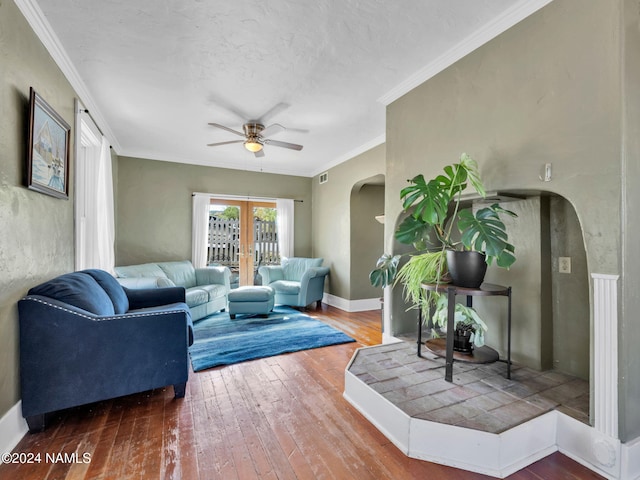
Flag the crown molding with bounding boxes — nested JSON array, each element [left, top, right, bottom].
[[309, 133, 386, 178], [378, 0, 555, 106], [119, 148, 313, 178], [14, 0, 122, 152]]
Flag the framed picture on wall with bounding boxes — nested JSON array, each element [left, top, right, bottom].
[[26, 87, 70, 199]]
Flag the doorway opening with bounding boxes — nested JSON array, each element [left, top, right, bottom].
[[208, 199, 278, 288]]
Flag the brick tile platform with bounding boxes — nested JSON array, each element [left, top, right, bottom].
[[347, 341, 589, 434]]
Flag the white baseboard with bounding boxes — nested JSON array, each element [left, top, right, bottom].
[[620, 434, 640, 480], [322, 293, 382, 312], [0, 402, 27, 454]]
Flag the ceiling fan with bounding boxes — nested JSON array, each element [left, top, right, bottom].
[[207, 122, 303, 157]]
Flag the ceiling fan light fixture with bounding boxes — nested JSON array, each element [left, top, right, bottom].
[[244, 139, 263, 152], [208, 121, 303, 154]]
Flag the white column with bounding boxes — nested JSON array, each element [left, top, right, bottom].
[[591, 273, 619, 438]]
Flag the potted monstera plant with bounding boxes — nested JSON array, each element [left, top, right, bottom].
[[370, 153, 517, 346]]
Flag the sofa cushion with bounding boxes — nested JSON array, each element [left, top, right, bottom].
[[115, 263, 167, 279], [198, 284, 229, 302], [28, 272, 115, 316], [185, 287, 209, 308], [84, 269, 129, 314], [269, 280, 301, 295], [158, 261, 197, 289], [282, 257, 323, 281], [117, 277, 176, 289]]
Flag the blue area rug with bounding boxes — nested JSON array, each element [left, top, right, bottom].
[[189, 306, 356, 371]]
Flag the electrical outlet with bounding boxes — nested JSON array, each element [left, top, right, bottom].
[[559, 257, 571, 274]]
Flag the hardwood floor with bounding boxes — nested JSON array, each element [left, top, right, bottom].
[[1, 305, 603, 479]]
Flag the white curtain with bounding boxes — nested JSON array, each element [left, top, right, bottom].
[[192, 193, 211, 268], [94, 137, 115, 271], [276, 198, 294, 259], [75, 129, 115, 273]]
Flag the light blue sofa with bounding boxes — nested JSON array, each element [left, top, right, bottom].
[[115, 260, 230, 321], [258, 257, 330, 308]]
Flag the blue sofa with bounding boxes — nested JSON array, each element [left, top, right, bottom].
[[115, 260, 230, 321], [258, 257, 330, 308], [18, 269, 193, 432]]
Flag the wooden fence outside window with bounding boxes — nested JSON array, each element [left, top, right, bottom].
[[207, 217, 280, 270]]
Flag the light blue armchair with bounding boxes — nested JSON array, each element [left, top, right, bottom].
[[259, 257, 330, 308]]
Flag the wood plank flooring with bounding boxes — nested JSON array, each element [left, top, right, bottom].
[[1, 305, 603, 479]]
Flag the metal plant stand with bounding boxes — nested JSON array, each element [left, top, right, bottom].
[[418, 283, 512, 382]]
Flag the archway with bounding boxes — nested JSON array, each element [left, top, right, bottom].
[[389, 192, 590, 382], [349, 174, 385, 305]]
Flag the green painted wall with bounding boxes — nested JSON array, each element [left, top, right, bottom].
[[350, 183, 385, 300], [550, 196, 589, 379], [115, 156, 313, 265], [386, 0, 640, 440], [471, 197, 547, 370], [621, 0, 640, 445], [0, 0, 77, 420], [312, 144, 385, 300]]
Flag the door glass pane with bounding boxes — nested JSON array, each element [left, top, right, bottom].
[[252, 206, 278, 286], [208, 203, 240, 289]]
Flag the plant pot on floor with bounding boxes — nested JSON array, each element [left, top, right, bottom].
[[446, 250, 487, 288]]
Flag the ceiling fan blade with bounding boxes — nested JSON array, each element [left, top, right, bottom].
[[260, 123, 285, 138], [206, 95, 252, 123], [264, 139, 303, 151], [255, 102, 289, 124], [254, 149, 265, 158], [208, 123, 245, 137], [207, 140, 244, 147]]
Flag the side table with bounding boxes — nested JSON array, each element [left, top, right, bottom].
[[418, 283, 512, 382]]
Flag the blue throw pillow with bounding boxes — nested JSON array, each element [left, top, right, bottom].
[[83, 269, 129, 314], [29, 272, 115, 316]]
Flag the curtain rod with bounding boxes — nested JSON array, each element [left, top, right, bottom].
[[78, 108, 105, 137], [192, 192, 302, 203]]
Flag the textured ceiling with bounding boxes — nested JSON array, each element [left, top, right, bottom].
[[29, 0, 551, 177]]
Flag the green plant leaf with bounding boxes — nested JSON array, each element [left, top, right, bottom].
[[394, 250, 447, 307], [394, 216, 434, 248], [400, 175, 451, 227], [369, 253, 401, 288], [441, 164, 467, 198], [431, 292, 488, 347], [457, 204, 517, 268], [458, 153, 486, 198]]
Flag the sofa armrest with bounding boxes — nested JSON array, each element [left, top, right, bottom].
[[129, 302, 194, 345], [258, 265, 284, 285], [195, 266, 231, 291], [124, 286, 186, 310], [117, 276, 175, 289], [298, 267, 330, 306], [301, 266, 330, 282]]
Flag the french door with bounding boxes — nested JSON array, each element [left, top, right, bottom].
[[210, 199, 276, 286]]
